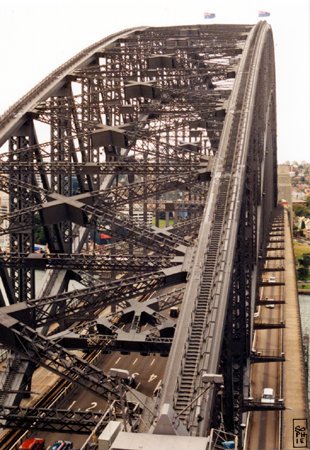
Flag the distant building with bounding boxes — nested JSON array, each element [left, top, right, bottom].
[[278, 165, 293, 224], [0, 193, 9, 251], [121, 207, 153, 226], [296, 217, 310, 240]]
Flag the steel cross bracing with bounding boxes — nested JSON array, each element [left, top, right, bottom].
[[0, 160, 206, 175], [0, 23, 277, 443], [0, 252, 184, 272], [0, 172, 206, 244], [0, 405, 108, 434], [104, 286, 185, 325], [3, 268, 186, 327], [0, 398, 135, 434], [0, 266, 184, 413], [0, 312, 119, 397], [0, 169, 199, 253], [0, 265, 185, 429]]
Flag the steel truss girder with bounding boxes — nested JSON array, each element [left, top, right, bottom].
[[1, 192, 188, 254], [0, 313, 117, 399], [218, 37, 278, 442], [106, 287, 185, 324], [10, 268, 186, 327], [220, 25, 278, 439], [0, 160, 204, 175], [0, 273, 184, 412], [0, 267, 186, 403], [9, 132, 36, 302], [242, 400, 285, 412], [83, 203, 188, 253], [157, 22, 277, 440], [168, 216, 202, 240], [0, 253, 184, 272], [0, 405, 107, 434], [1, 167, 207, 215], [221, 199, 254, 435], [59, 333, 173, 356]]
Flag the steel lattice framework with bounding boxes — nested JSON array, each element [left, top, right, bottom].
[[0, 22, 277, 446]]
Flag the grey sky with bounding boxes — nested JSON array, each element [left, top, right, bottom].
[[0, 0, 309, 162]]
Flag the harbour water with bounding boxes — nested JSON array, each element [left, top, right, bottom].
[[299, 294, 310, 406]]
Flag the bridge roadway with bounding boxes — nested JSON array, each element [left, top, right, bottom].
[[10, 353, 168, 448], [246, 207, 308, 449]]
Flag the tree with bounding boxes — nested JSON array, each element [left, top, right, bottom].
[[34, 214, 46, 245], [298, 267, 309, 280]]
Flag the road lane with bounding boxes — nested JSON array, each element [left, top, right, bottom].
[[32, 352, 168, 448], [248, 247, 284, 449]]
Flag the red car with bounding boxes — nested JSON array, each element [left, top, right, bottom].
[[19, 438, 45, 450]]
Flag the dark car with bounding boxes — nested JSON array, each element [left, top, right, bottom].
[[47, 441, 73, 450]]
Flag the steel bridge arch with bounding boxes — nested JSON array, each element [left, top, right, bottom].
[[156, 20, 277, 438], [0, 21, 277, 447]]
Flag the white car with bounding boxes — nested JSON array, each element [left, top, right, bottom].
[[268, 276, 276, 283], [261, 387, 275, 403], [265, 303, 275, 309]]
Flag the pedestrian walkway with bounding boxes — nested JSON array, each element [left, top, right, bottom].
[[282, 207, 308, 448]]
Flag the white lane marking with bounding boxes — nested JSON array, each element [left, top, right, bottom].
[[132, 372, 140, 378], [68, 400, 76, 410], [86, 402, 97, 411], [153, 379, 162, 395], [150, 358, 156, 366], [115, 357, 121, 365], [148, 374, 158, 383], [132, 358, 138, 366]]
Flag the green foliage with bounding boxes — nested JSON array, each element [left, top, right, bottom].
[[299, 253, 310, 268], [294, 242, 310, 283], [152, 218, 174, 228], [293, 196, 310, 217], [294, 204, 309, 217], [297, 267, 309, 280], [34, 215, 46, 245], [294, 241, 310, 260]]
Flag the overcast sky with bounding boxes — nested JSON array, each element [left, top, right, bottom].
[[0, 0, 309, 162]]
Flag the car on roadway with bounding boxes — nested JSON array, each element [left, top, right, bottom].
[[19, 438, 45, 450], [261, 387, 275, 403], [265, 303, 275, 309], [47, 441, 73, 450], [268, 276, 276, 283]]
